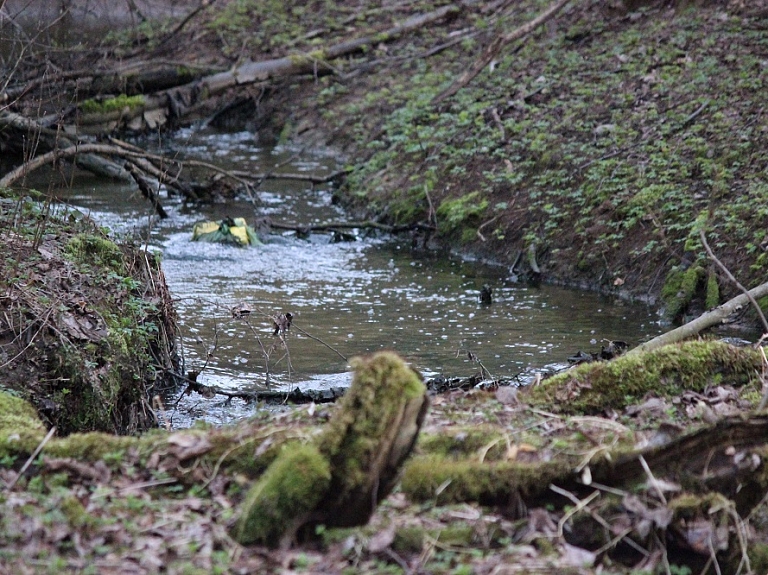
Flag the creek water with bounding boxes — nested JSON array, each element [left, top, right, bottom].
[[49, 127, 663, 427]]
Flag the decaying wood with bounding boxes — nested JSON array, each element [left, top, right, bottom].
[[0, 112, 131, 182], [195, 4, 460, 97], [402, 411, 768, 570], [53, 3, 462, 134], [593, 415, 768, 515], [628, 280, 768, 355], [432, 0, 573, 104], [177, 373, 347, 404], [125, 162, 169, 218], [1, 62, 219, 115], [0, 352, 428, 548]]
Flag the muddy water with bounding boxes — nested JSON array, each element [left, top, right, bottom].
[[52, 128, 663, 426]]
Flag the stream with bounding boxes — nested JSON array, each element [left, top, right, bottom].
[[51, 127, 664, 427]]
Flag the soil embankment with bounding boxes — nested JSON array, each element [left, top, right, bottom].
[[0, 193, 178, 435]]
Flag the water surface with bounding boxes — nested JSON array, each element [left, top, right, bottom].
[[50, 128, 663, 425]]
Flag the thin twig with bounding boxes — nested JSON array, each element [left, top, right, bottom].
[[292, 324, 348, 362], [7, 426, 56, 489], [638, 455, 667, 505], [549, 485, 600, 539]]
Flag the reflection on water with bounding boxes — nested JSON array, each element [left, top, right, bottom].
[[48, 128, 663, 426]]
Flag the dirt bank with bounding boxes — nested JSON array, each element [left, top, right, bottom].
[[0, 191, 178, 435]]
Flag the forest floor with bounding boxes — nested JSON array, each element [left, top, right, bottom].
[[3, 0, 768, 573]]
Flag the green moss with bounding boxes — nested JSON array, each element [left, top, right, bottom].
[[80, 94, 145, 115], [232, 442, 331, 546], [45, 432, 142, 461], [758, 296, 768, 313], [315, 352, 425, 491], [64, 233, 124, 272], [285, 352, 427, 530], [401, 454, 569, 505], [392, 526, 426, 554], [527, 340, 761, 414], [661, 265, 704, 321], [392, 523, 493, 554], [60, 495, 96, 529], [289, 49, 327, 66], [438, 524, 476, 546], [705, 269, 720, 309], [0, 392, 47, 456], [0, 392, 45, 434], [417, 427, 508, 460]]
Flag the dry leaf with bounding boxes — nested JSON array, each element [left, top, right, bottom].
[[367, 525, 396, 553]]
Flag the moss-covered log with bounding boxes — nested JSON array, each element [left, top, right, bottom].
[[233, 352, 429, 545], [526, 340, 762, 415], [399, 414, 768, 571]]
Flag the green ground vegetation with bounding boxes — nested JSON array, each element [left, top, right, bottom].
[[302, 1, 768, 307]]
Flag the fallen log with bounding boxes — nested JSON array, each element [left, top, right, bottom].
[[526, 340, 762, 415], [629, 280, 768, 355], [402, 413, 768, 571], [0, 112, 131, 182], [63, 3, 462, 132]]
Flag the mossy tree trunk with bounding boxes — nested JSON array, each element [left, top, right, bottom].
[[233, 352, 429, 546]]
